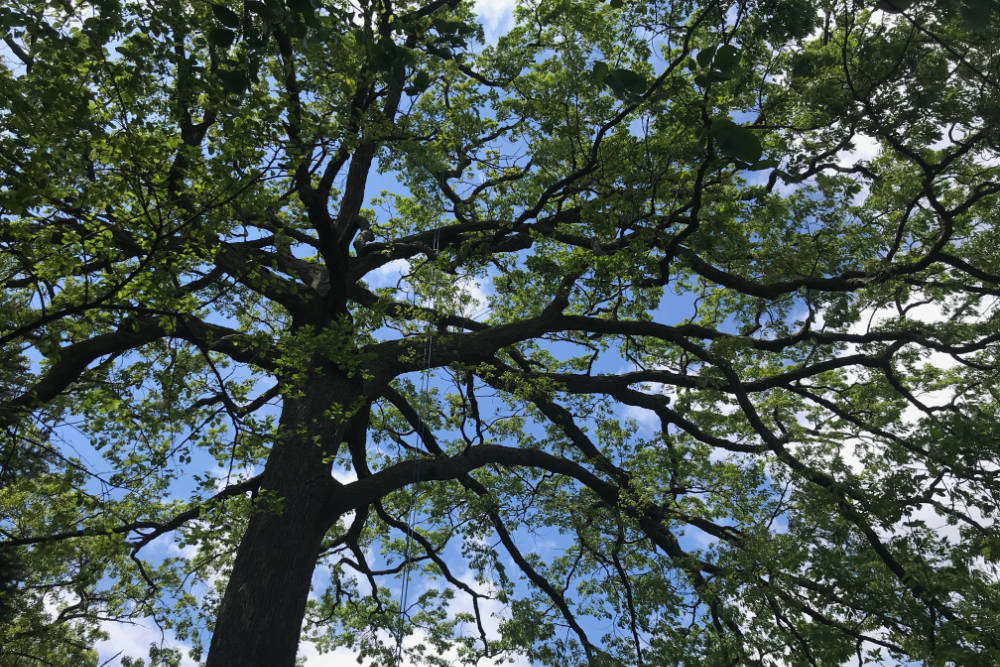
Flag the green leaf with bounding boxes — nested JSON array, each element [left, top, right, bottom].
[[709, 118, 763, 163], [211, 3, 242, 28], [874, 0, 914, 12], [413, 70, 431, 89], [406, 70, 432, 95], [603, 68, 645, 99], [961, 0, 998, 29], [617, 69, 645, 91], [713, 44, 740, 70], [245, 0, 272, 18], [604, 73, 625, 98], [977, 536, 1000, 563], [432, 18, 465, 34], [246, 28, 268, 47], [696, 45, 717, 68], [707, 68, 734, 82], [746, 158, 779, 170], [373, 37, 399, 71], [591, 60, 609, 82], [208, 27, 236, 47], [218, 68, 250, 93]]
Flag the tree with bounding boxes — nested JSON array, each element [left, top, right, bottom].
[[1, 0, 999, 664]]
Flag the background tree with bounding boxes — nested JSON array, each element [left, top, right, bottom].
[[2, 0, 1000, 665]]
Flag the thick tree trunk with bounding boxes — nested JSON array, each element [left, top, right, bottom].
[[205, 383, 347, 667]]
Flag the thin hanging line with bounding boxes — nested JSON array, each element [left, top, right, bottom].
[[395, 228, 441, 666]]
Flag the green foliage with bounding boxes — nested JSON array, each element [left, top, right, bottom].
[[1, 0, 1000, 665]]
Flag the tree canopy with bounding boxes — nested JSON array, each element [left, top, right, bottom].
[[2, 0, 1000, 664]]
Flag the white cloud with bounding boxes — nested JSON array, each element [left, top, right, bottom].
[[623, 403, 658, 431], [97, 618, 197, 667], [364, 261, 491, 322], [835, 133, 880, 167], [366, 259, 412, 290], [298, 642, 359, 666], [454, 275, 488, 320], [332, 465, 359, 484], [475, 0, 516, 43]]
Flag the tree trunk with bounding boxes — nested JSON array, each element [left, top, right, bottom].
[[205, 383, 346, 667]]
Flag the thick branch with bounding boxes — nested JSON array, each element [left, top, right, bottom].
[[2, 316, 276, 426]]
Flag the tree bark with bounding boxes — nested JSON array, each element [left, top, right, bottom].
[[205, 382, 346, 667]]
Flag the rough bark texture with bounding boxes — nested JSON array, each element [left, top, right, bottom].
[[205, 382, 344, 667]]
